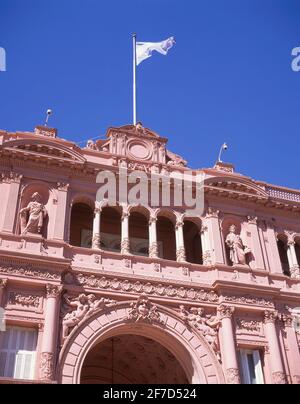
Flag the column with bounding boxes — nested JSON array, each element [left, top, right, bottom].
[[40, 284, 62, 381], [0, 278, 8, 307], [282, 314, 300, 384], [200, 223, 212, 265], [175, 218, 186, 262], [286, 234, 300, 278], [1, 173, 22, 233], [121, 207, 130, 255], [149, 215, 158, 258], [206, 208, 224, 265], [52, 182, 69, 240], [247, 216, 265, 270], [218, 304, 241, 384], [92, 204, 101, 249], [264, 310, 287, 384]]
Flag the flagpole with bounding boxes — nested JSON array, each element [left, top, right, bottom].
[[132, 33, 137, 125]]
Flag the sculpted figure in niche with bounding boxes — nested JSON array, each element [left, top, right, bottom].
[[225, 224, 250, 265], [19, 192, 47, 235]]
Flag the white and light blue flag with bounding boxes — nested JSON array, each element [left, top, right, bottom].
[[136, 37, 175, 66]]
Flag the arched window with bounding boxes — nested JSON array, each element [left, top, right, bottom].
[[70, 203, 93, 247], [277, 238, 290, 276], [129, 211, 149, 256], [157, 216, 176, 261], [183, 220, 203, 264], [294, 238, 300, 269], [100, 207, 121, 252]]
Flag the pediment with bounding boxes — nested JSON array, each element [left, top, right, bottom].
[[1, 138, 86, 164], [106, 124, 167, 142], [205, 176, 269, 199]]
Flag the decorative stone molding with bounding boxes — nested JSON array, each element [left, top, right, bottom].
[[176, 247, 186, 262], [127, 295, 162, 324], [40, 352, 54, 380], [264, 310, 278, 324], [46, 284, 63, 299], [272, 371, 287, 384], [223, 294, 274, 308], [236, 319, 261, 334], [121, 238, 130, 255], [0, 265, 61, 281], [149, 242, 159, 258], [0, 171, 23, 184], [76, 273, 219, 303], [7, 292, 41, 310], [226, 368, 241, 384], [217, 305, 234, 319]]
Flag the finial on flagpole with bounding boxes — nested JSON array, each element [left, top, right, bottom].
[[218, 142, 228, 163], [45, 109, 53, 126]]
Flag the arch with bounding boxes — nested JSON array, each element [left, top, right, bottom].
[[129, 209, 149, 256], [277, 234, 290, 276], [156, 215, 176, 261], [100, 206, 122, 252], [70, 203, 94, 248], [58, 301, 224, 384], [183, 219, 203, 264]]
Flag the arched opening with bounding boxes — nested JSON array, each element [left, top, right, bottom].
[[129, 211, 149, 256], [294, 238, 300, 269], [80, 334, 189, 384], [70, 203, 93, 247], [183, 220, 203, 264], [100, 207, 121, 252], [277, 238, 290, 276], [157, 216, 176, 261]]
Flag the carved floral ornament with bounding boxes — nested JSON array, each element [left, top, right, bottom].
[[0, 171, 23, 183], [46, 284, 63, 299], [264, 310, 278, 324], [7, 292, 41, 309], [75, 273, 219, 303]]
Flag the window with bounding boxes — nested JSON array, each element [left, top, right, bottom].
[[0, 327, 37, 380], [240, 349, 264, 384]]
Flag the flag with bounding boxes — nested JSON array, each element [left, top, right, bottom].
[[136, 37, 175, 66]]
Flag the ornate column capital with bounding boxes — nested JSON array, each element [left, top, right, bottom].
[[175, 219, 184, 230], [264, 310, 278, 324], [149, 215, 157, 225], [285, 231, 296, 246], [57, 182, 69, 192], [0, 278, 8, 290], [247, 215, 258, 225], [281, 314, 294, 328], [217, 304, 235, 319], [206, 207, 219, 218], [121, 207, 130, 221], [200, 225, 208, 234], [46, 284, 63, 299]]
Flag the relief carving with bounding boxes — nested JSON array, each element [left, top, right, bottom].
[[225, 225, 251, 265], [127, 295, 162, 324]]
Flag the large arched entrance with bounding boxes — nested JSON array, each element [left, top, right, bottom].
[[80, 334, 188, 384], [58, 300, 225, 384]]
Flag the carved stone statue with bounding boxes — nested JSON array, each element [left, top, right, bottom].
[[86, 139, 97, 150], [166, 150, 187, 167], [225, 224, 250, 265], [128, 295, 161, 324], [179, 305, 221, 360], [19, 192, 47, 235], [62, 293, 115, 340]]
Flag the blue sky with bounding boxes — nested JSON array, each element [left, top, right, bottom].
[[0, 0, 300, 189]]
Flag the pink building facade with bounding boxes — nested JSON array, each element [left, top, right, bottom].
[[0, 123, 299, 384]]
